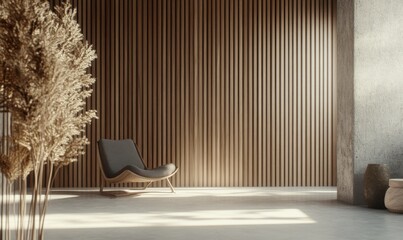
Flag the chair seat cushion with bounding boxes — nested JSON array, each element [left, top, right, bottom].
[[118, 163, 177, 179]]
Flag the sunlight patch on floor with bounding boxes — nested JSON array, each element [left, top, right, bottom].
[[44, 209, 315, 229]]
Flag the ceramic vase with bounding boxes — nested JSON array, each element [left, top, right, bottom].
[[364, 164, 390, 209]]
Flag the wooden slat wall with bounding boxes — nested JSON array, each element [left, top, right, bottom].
[[49, 0, 337, 188]]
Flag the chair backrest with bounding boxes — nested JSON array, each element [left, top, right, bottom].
[[98, 139, 146, 178]]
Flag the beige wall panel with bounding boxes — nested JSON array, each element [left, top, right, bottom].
[[49, 0, 336, 187]]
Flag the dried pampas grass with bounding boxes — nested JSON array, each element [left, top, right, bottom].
[[0, 0, 97, 239]]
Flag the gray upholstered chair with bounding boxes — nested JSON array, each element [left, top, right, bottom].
[[97, 139, 178, 194]]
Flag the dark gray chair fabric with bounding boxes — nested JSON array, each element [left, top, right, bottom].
[[98, 139, 176, 179]]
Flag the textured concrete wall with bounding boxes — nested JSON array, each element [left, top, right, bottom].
[[353, 0, 403, 204], [337, 0, 403, 205], [337, 0, 355, 204]]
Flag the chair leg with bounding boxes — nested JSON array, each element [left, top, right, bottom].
[[143, 181, 152, 190], [166, 178, 175, 193], [100, 179, 104, 193]]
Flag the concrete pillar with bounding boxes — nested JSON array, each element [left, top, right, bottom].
[[337, 0, 403, 204]]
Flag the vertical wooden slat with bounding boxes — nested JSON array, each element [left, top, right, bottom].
[[180, 0, 186, 187], [325, 0, 329, 185], [257, 0, 262, 187], [229, 0, 234, 187], [224, 0, 230, 187], [202, 0, 207, 187], [318, 0, 322, 186], [195, 0, 201, 186], [275, 0, 280, 186], [315, 0, 320, 186], [247, 0, 253, 186], [48, 0, 337, 188], [285, 0, 290, 186], [306, 0, 312, 186], [239, 0, 244, 186], [206, 0, 212, 187], [156, 0, 162, 187], [174, 0, 179, 186], [253, 0, 258, 187], [161, 0, 166, 186], [234, 0, 240, 187], [271, 0, 276, 186], [211, 0, 216, 187], [279, 0, 284, 186], [218, 0, 222, 186], [314, 0, 318, 186], [332, 0, 337, 186], [301, 0, 306, 186], [266, 0, 270, 186], [119, 0, 124, 143]]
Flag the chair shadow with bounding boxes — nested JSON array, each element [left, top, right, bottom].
[[50, 188, 173, 198]]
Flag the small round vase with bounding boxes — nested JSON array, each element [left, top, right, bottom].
[[364, 164, 390, 209], [385, 179, 403, 213]]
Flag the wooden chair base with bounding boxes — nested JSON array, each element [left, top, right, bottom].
[[100, 178, 176, 197]]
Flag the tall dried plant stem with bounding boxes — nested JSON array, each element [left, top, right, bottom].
[[27, 173, 37, 239], [0, 176, 2, 240], [5, 182, 11, 240], [29, 159, 45, 240], [1, 175, 4, 239], [18, 178, 27, 240], [38, 163, 54, 240], [27, 159, 41, 240]]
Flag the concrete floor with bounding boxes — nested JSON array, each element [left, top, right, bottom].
[[42, 188, 402, 240]]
